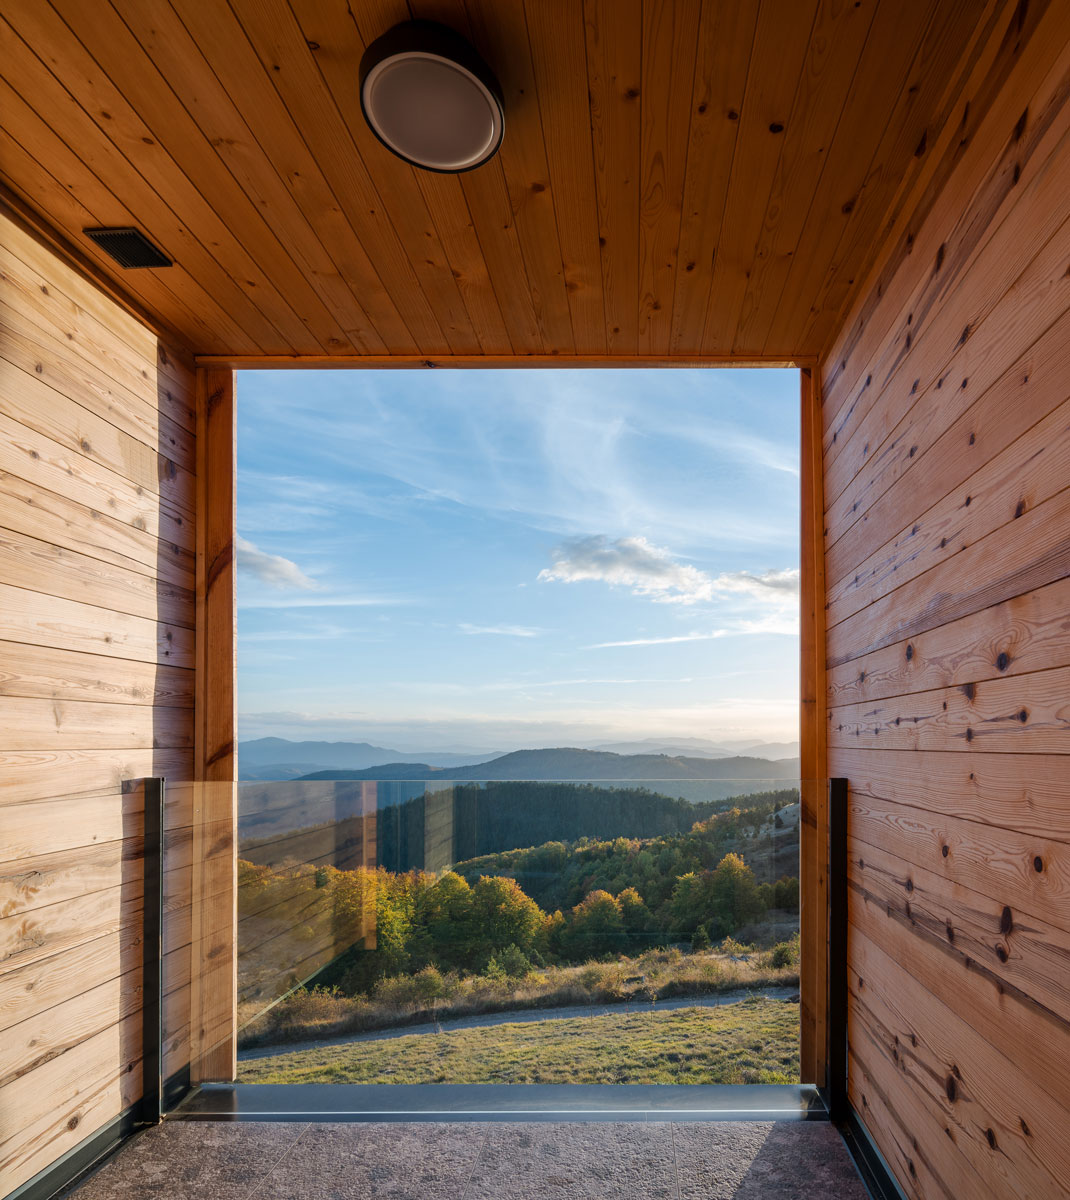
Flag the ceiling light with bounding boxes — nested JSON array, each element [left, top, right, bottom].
[[359, 21, 504, 173]]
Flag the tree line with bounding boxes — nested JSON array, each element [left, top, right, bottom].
[[373, 781, 790, 872], [239, 795, 799, 999]]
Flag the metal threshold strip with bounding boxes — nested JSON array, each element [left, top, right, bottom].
[[170, 1083, 828, 1123]]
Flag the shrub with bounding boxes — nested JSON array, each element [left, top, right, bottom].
[[485, 944, 533, 981], [718, 936, 755, 958], [769, 942, 794, 968]]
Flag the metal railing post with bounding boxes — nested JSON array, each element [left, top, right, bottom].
[[827, 777, 849, 1122], [139, 777, 165, 1127]]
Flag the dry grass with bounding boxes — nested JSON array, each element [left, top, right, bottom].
[[238, 943, 799, 1050], [240, 997, 800, 1086]]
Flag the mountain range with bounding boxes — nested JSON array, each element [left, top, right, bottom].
[[238, 737, 497, 781], [238, 736, 799, 781], [591, 737, 799, 760], [296, 746, 801, 783]]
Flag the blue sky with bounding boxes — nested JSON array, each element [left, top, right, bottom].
[[237, 368, 800, 753]]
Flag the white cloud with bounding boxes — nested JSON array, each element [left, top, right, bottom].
[[236, 534, 316, 590], [539, 535, 717, 605], [538, 536, 801, 636], [458, 623, 541, 638], [713, 567, 800, 599]]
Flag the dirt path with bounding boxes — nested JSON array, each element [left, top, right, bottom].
[[238, 985, 799, 1063]]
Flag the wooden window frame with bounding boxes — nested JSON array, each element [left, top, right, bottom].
[[193, 358, 826, 1084]]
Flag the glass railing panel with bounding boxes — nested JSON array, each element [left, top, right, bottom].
[[169, 777, 815, 1088]]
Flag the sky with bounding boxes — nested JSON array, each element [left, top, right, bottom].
[[236, 368, 800, 753]]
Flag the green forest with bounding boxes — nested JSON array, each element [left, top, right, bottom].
[[371, 780, 768, 872], [238, 788, 800, 1006]]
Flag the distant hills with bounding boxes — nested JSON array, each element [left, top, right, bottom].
[[238, 736, 799, 782], [238, 737, 496, 781], [591, 737, 799, 760], [296, 746, 801, 783]]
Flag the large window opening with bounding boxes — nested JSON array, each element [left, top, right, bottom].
[[228, 367, 802, 1091]]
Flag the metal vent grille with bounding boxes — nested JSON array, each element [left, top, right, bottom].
[[84, 227, 172, 269]]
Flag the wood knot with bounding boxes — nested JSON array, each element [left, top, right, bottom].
[[769, 122, 784, 133], [945, 1075, 957, 1102], [996, 652, 1010, 671], [995, 944, 1008, 963], [1034, 856, 1044, 873], [1000, 906, 1013, 934]]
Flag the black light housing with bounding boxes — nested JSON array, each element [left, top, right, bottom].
[[83, 227, 172, 269], [359, 21, 504, 173]]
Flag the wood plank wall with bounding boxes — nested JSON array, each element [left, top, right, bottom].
[[820, 1, 1070, 1195], [0, 208, 197, 1195]]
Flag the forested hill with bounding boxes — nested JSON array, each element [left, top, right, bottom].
[[299, 747, 801, 782]]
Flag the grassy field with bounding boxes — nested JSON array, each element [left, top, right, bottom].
[[238, 943, 799, 1049], [240, 996, 799, 1086]]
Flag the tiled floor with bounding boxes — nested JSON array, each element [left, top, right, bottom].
[[64, 1119, 869, 1199]]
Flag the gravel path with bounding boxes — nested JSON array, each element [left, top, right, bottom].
[[238, 986, 799, 1063]]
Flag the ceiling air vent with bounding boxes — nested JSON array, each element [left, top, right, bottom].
[[84, 227, 172, 269]]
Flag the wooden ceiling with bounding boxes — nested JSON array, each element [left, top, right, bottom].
[[0, 0, 993, 360]]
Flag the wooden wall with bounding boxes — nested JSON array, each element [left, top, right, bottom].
[[0, 209, 197, 1195], [820, 1, 1070, 1195]]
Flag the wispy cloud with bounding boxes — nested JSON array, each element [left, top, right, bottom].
[[241, 624, 371, 642], [239, 369, 797, 549], [589, 631, 731, 648], [238, 593, 409, 610], [458, 623, 542, 638], [236, 534, 316, 590], [713, 567, 800, 599], [539, 535, 716, 605], [398, 675, 698, 693]]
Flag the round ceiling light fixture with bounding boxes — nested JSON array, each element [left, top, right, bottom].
[[359, 21, 504, 173]]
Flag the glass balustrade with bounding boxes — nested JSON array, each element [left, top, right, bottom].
[[167, 777, 812, 1089]]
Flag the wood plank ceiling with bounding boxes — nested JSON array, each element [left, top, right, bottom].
[[0, 0, 990, 360]]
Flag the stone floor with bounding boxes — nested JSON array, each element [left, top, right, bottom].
[[64, 1119, 869, 1199]]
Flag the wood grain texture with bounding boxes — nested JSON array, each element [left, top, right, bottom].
[[848, 943, 1070, 1200], [799, 368, 827, 1086], [0, 0, 1001, 359], [0, 211, 196, 1195], [191, 368, 237, 1082], [820, 6, 1070, 1195]]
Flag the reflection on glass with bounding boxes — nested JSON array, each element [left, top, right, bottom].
[[228, 779, 805, 1086]]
